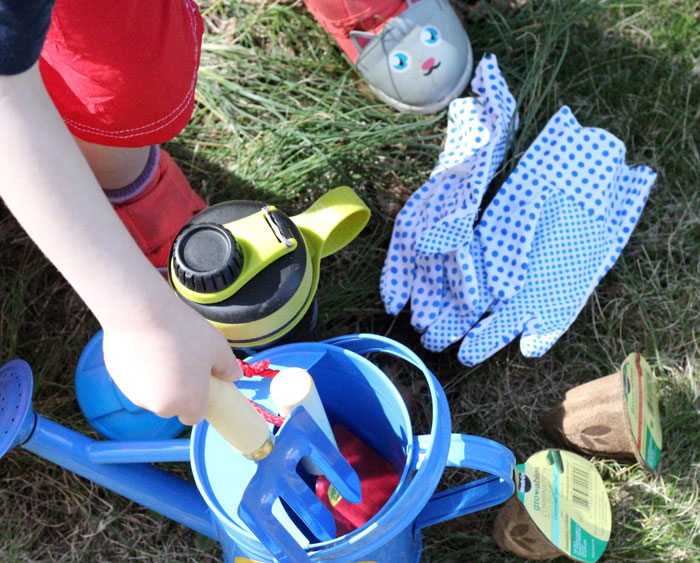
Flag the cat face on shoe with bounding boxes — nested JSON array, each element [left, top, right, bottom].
[[351, 0, 472, 112]]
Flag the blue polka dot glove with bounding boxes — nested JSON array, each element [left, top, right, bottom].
[[419, 231, 492, 351], [422, 106, 656, 365], [380, 54, 517, 330]]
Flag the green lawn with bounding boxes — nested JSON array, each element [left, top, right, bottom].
[[1, 0, 699, 561]]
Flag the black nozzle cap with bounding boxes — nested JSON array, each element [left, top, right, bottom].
[[171, 223, 244, 294]]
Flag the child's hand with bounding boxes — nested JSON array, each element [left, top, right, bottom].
[[101, 301, 242, 426], [0, 63, 240, 427]]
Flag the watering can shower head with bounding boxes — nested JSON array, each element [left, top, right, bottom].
[[168, 187, 370, 350], [0, 359, 36, 459]]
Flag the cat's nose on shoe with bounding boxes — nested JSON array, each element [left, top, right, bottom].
[[422, 57, 436, 71]]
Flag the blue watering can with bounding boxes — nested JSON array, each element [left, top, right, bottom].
[[0, 334, 514, 562]]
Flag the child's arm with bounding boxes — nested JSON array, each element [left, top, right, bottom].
[[0, 64, 242, 425]]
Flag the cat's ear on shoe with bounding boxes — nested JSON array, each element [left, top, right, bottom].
[[350, 30, 377, 54]]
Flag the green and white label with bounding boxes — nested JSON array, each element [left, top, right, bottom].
[[516, 450, 611, 562], [622, 353, 663, 471]]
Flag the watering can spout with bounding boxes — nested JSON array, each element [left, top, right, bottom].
[[0, 359, 220, 541]]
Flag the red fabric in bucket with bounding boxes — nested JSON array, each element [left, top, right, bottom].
[[315, 424, 399, 536]]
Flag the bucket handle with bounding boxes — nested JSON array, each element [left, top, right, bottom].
[[324, 335, 514, 539], [414, 434, 515, 530], [322, 334, 453, 559]]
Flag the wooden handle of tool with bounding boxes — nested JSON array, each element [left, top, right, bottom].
[[269, 368, 336, 444], [270, 368, 337, 474], [206, 376, 272, 459]]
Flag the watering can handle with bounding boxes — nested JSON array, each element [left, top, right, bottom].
[[324, 333, 435, 376], [206, 376, 273, 460], [413, 434, 515, 530]]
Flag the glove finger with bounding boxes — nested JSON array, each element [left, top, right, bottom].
[[420, 292, 458, 353], [520, 323, 562, 358], [457, 303, 525, 366], [471, 54, 518, 132], [605, 165, 656, 260], [422, 310, 481, 353], [421, 297, 486, 353], [380, 254, 415, 315], [477, 166, 555, 303], [453, 232, 491, 311], [380, 177, 441, 314], [425, 99, 496, 228], [420, 173, 469, 231], [410, 254, 445, 331], [588, 163, 656, 292], [437, 57, 519, 215], [441, 97, 492, 164], [423, 56, 519, 233], [416, 211, 476, 255]]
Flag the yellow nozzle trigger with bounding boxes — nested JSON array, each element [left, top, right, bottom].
[[170, 206, 297, 305], [290, 186, 371, 262]]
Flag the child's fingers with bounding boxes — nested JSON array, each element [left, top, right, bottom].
[[212, 340, 243, 382]]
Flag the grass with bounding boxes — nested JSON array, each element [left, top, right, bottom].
[[1, 0, 699, 560]]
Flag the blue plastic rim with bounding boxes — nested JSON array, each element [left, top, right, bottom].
[[190, 335, 453, 562], [75, 331, 186, 440], [0, 359, 35, 459]]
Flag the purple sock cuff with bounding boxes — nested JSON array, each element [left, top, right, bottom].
[[105, 145, 160, 204]]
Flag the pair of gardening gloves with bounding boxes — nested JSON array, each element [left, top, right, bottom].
[[380, 54, 657, 366]]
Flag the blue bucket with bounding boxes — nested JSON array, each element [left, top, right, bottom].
[[191, 334, 515, 562]]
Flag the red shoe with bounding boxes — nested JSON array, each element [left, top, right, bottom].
[[114, 149, 206, 271], [302, 0, 407, 64]]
